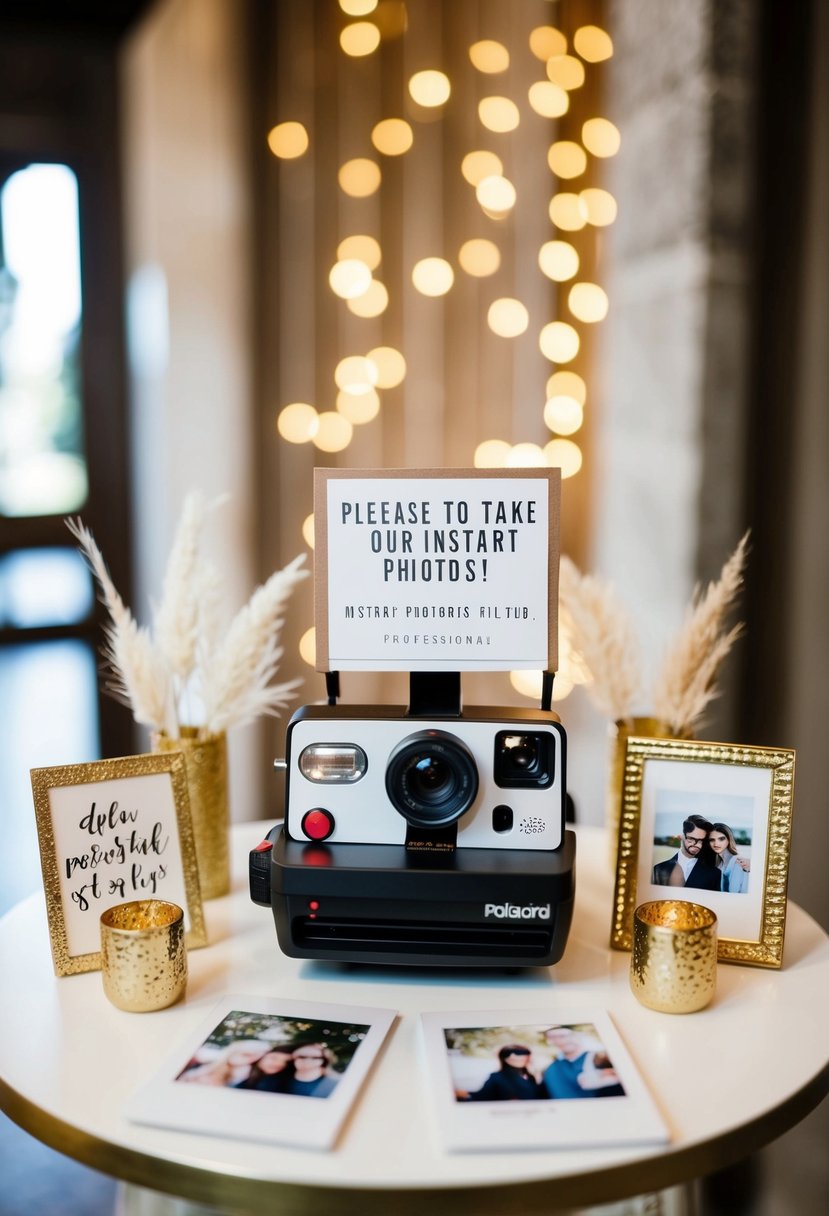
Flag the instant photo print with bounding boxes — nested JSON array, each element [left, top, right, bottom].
[[125, 995, 396, 1151], [419, 1008, 669, 1154], [251, 470, 576, 969]]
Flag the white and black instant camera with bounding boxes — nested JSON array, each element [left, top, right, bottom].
[[250, 671, 575, 968]]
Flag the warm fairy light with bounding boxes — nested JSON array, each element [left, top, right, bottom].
[[546, 369, 587, 404], [335, 355, 379, 394], [510, 668, 574, 703], [474, 438, 512, 468], [340, 21, 381, 56], [510, 669, 544, 701], [569, 282, 609, 323], [367, 345, 406, 387], [412, 257, 454, 296], [337, 386, 380, 423], [347, 279, 389, 317], [338, 158, 382, 197], [469, 40, 509, 73], [547, 141, 588, 179], [546, 55, 586, 91], [339, 0, 377, 14], [278, 402, 319, 443], [478, 96, 520, 133], [527, 81, 569, 119], [507, 442, 546, 467], [529, 26, 567, 61], [371, 117, 414, 155], [302, 513, 315, 548], [580, 187, 618, 226], [549, 192, 588, 231], [544, 395, 584, 435], [461, 150, 503, 185], [458, 238, 501, 277], [538, 240, 580, 282], [337, 234, 382, 270], [328, 258, 372, 299], [299, 626, 316, 667], [574, 24, 614, 63], [582, 117, 621, 157], [313, 411, 354, 452], [487, 298, 529, 338], [475, 175, 516, 216], [539, 321, 580, 363], [408, 70, 451, 107], [267, 122, 309, 159], [545, 437, 583, 478]]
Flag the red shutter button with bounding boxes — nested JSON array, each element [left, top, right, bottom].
[[301, 808, 335, 841]]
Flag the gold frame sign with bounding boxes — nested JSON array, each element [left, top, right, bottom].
[[31, 752, 207, 976], [611, 736, 796, 969]]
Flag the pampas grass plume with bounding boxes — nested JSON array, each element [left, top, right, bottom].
[[67, 502, 308, 738], [652, 532, 749, 736], [66, 517, 174, 734], [201, 555, 309, 733], [559, 556, 642, 721]]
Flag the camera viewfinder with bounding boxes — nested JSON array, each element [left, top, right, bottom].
[[494, 731, 555, 789]]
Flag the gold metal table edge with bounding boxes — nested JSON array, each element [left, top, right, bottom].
[[3, 1062, 829, 1216]]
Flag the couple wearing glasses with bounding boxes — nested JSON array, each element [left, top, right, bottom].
[[652, 813, 750, 893]]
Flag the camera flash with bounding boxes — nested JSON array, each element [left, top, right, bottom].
[[299, 743, 368, 783]]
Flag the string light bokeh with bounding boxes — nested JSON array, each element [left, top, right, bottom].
[[265, 1, 617, 702]]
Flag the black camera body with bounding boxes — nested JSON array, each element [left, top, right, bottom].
[[250, 675, 575, 968]]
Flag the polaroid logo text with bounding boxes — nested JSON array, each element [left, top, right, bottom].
[[484, 903, 551, 920]]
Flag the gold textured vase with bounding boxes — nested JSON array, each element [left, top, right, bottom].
[[152, 727, 230, 899], [607, 716, 676, 868]]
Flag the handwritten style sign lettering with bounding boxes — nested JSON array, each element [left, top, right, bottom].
[[31, 753, 207, 975], [314, 468, 560, 672]]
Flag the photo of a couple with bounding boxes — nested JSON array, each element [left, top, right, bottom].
[[175, 1009, 370, 1099], [651, 804, 752, 894], [447, 1023, 626, 1103]]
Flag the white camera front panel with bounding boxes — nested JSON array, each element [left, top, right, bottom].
[[286, 715, 564, 851]]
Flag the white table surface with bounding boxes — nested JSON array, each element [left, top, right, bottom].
[[2, 822, 828, 1216]]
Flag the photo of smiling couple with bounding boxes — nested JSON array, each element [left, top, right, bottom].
[[651, 812, 751, 894], [450, 1024, 626, 1103]]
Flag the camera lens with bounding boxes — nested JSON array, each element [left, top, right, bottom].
[[386, 730, 479, 829]]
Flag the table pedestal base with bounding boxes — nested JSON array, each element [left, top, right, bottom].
[[115, 1181, 697, 1216]]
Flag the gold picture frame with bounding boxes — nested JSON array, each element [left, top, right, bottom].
[[31, 752, 207, 976], [610, 737, 796, 968]]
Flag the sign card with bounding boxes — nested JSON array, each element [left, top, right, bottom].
[[31, 752, 207, 975], [314, 468, 560, 672]]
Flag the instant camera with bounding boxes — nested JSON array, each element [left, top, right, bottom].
[[250, 467, 575, 968], [250, 668, 575, 968]]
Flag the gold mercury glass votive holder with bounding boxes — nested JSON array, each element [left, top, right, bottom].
[[630, 900, 718, 1014], [100, 900, 187, 1012]]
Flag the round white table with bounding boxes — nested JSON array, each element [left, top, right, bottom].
[[1, 822, 828, 1215]]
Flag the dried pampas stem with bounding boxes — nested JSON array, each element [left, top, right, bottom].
[[559, 556, 642, 721], [652, 532, 750, 736], [67, 501, 308, 739], [153, 491, 208, 683], [200, 554, 309, 734], [66, 518, 174, 734]]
